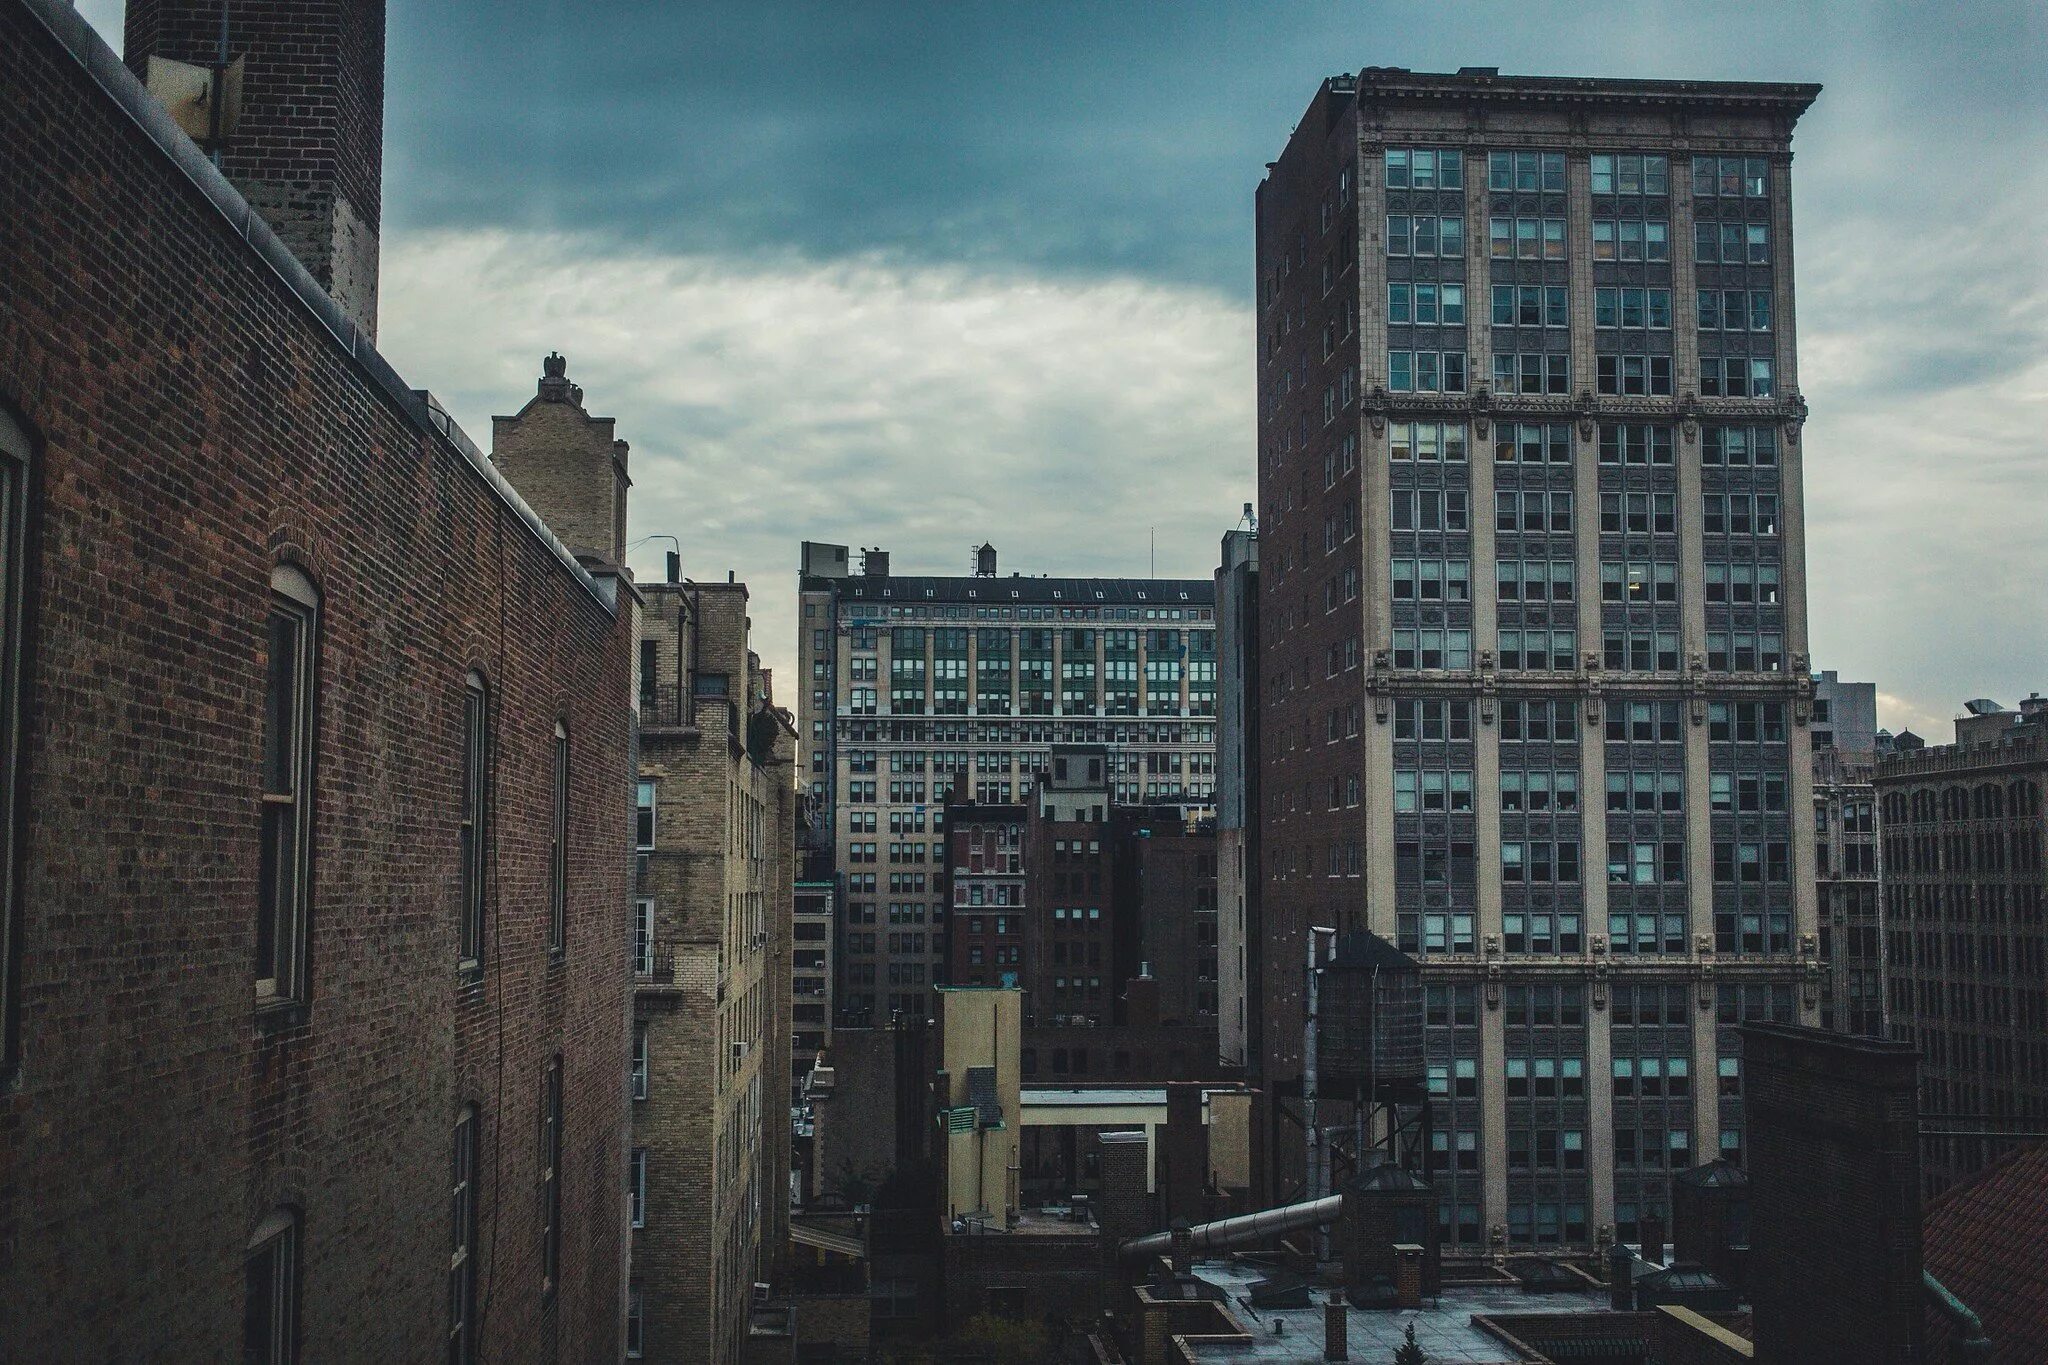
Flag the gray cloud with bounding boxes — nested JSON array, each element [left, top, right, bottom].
[[76, 0, 2048, 727]]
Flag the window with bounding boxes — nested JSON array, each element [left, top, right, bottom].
[[244, 1210, 300, 1365], [633, 899, 656, 974], [1698, 289, 1771, 332], [1488, 216, 1567, 260], [550, 722, 568, 956], [1388, 351, 1468, 393], [1388, 422, 1468, 463], [638, 638, 658, 711], [1591, 154, 1669, 196], [540, 1056, 563, 1296], [1385, 214, 1465, 258], [631, 1023, 649, 1099], [1387, 282, 1466, 325], [1493, 352, 1570, 395], [1597, 355, 1674, 396], [0, 410, 24, 1068], [1694, 221, 1769, 264], [1701, 357, 1774, 398], [459, 672, 490, 968], [450, 1107, 479, 1364], [635, 780, 656, 850], [1487, 150, 1565, 193], [1592, 219, 1668, 261], [1491, 284, 1568, 329], [1385, 147, 1465, 190], [627, 1281, 645, 1359], [1692, 155, 1770, 199], [630, 1147, 648, 1228], [1594, 287, 1671, 330], [259, 566, 320, 1004]]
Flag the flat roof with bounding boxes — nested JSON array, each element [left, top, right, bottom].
[[803, 574, 1214, 606], [1188, 1261, 1615, 1362]]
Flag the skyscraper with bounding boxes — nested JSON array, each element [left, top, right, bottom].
[[1252, 69, 1822, 1250], [798, 543, 1217, 1026]]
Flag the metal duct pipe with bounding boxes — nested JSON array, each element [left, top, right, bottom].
[[1923, 1271, 1994, 1365], [1118, 1194, 1344, 1263]]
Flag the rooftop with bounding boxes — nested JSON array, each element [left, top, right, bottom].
[[802, 573, 1214, 605], [1187, 1260, 1615, 1362], [1923, 1142, 2048, 1364]]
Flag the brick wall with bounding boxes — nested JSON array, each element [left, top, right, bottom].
[[629, 580, 796, 1360], [1742, 1022, 1922, 1365], [0, 3, 633, 1359]]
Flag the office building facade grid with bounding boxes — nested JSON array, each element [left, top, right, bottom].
[[798, 548, 1216, 1025], [1253, 69, 1822, 1248]]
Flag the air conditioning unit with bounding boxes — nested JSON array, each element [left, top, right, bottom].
[[754, 1282, 772, 1304]]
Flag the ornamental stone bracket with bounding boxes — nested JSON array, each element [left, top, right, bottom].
[[1365, 386, 1392, 435], [1783, 392, 1809, 444], [1574, 388, 1597, 440], [1678, 391, 1701, 444], [1470, 383, 1494, 438]]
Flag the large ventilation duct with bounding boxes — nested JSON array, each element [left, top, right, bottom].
[[1118, 1195, 1343, 1263]]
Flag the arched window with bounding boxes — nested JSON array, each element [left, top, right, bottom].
[[459, 671, 490, 968], [0, 408, 28, 1068], [550, 720, 568, 956], [260, 564, 320, 1005], [244, 1207, 301, 1364]]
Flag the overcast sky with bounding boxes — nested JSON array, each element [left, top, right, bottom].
[[84, 1, 2047, 735]]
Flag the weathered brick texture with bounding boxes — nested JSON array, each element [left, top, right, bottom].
[[0, 3, 633, 1359]]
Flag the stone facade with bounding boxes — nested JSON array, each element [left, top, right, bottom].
[[0, 2, 634, 1357], [1252, 69, 1823, 1243], [627, 579, 796, 1362]]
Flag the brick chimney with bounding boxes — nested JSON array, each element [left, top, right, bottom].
[[125, 0, 385, 338]]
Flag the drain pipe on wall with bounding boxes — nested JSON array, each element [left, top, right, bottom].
[[1923, 1271, 1994, 1364]]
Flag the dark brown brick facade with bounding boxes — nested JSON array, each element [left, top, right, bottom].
[[0, 3, 633, 1358]]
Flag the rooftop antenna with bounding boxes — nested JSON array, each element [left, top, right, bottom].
[[1150, 526, 1156, 577]]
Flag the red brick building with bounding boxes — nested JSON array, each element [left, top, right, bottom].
[[0, 1, 636, 1359], [941, 750, 1223, 1087]]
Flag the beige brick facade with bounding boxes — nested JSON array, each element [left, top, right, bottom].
[[633, 580, 795, 1362]]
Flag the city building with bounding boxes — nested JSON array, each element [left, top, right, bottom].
[[940, 748, 1221, 1074], [1215, 522, 1262, 1073], [797, 543, 1218, 1028], [1811, 671, 1883, 1036], [794, 866, 837, 1090], [619, 572, 797, 1361], [1251, 68, 1823, 1246], [2, 1, 635, 1358], [1876, 694, 2048, 1193]]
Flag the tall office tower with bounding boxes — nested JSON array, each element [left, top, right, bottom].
[[798, 543, 1217, 1026], [1253, 69, 1821, 1248], [1216, 525, 1263, 1071], [1876, 695, 2048, 1194], [1810, 671, 1883, 1036]]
